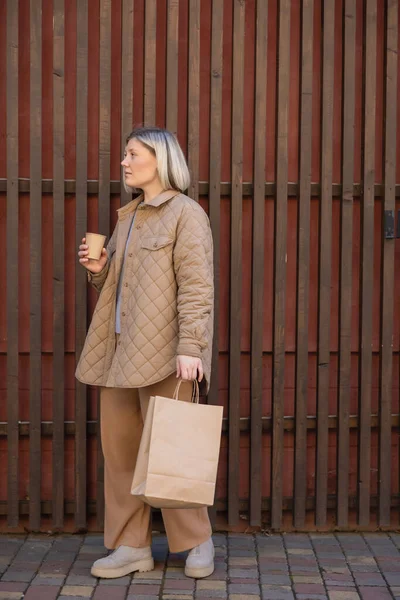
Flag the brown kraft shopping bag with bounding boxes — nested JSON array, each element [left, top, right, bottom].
[[131, 379, 223, 509]]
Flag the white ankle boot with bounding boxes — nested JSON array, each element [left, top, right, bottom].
[[185, 537, 215, 579], [91, 545, 154, 579]]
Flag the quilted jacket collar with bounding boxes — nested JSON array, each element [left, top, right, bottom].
[[117, 189, 180, 221]]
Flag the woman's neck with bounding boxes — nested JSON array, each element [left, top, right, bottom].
[[141, 181, 165, 204]]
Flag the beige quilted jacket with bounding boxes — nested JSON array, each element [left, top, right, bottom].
[[75, 190, 214, 391]]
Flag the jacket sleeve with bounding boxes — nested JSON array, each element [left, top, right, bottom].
[[173, 204, 214, 358], [87, 221, 119, 293]]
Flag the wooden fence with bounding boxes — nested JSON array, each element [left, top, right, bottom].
[[1, 0, 400, 533]]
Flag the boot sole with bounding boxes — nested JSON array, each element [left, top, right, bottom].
[[184, 562, 214, 579], [91, 557, 154, 579]]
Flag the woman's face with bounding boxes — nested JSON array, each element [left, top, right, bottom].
[[121, 138, 160, 189]]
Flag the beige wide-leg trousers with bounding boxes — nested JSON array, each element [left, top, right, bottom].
[[100, 372, 212, 554]]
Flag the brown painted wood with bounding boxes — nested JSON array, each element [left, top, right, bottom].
[[207, 0, 223, 527], [52, 0, 65, 531], [144, 0, 157, 126], [97, 0, 112, 529], [294, 0, 313, 529], [29, 0, 42, 532], [271, 0, 291, 530], [6, 0, 19, 528], [378, 0, 397, 527], [228, 0, 245, 527], [166, 0, 179, 135], [315, 0, 335, 528], [75, 0, 88, 531], [358, 0, 377, 528], [337, 0, 356, 528], [250, 0, 268, 528], [120, 0, 134, 206], [188, 0, 200, 201]]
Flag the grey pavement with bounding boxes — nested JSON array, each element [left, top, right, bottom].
[[0, 532, 399, 599]]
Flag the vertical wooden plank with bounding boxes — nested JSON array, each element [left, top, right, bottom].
[[207, 0, 223, 526], [228, 0, 245, 528], [188, 0, 200, 201], [6, 0, 19, 528], [315, 0, 334, 528], [52, 0, 65, 530], [144, 0, 156, 126], [358, 0, 376, 527], [29, 0, 42, 531], [271, 0, 290, 530], [120, 0, 133, 206], [337, 0, 356, 528], [97, 0, 112, 528], [166, 0, 179, 134], [378, 0, 397, 527], [294, 0, 313, 529], [75, 0, 88, 531], [250, 0, 268, 528]]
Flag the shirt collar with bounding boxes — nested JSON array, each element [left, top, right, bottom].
[[117, 189, 180, 220]]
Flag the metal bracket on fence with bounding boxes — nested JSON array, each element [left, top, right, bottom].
[[384, 210, 395, 239]]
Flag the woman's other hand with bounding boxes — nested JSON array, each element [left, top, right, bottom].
[[176, 355, 203, 382], [78, 237, 108, 273]]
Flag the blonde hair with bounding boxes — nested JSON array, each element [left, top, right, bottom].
[[124, 126, 191, 193]]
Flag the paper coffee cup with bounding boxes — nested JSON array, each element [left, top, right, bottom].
[[85, 232, 107, 260]]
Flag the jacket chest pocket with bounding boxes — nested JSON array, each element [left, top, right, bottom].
[[140, 235, 174, 251]]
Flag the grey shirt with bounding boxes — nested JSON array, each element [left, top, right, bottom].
[[115, 204, 142, 333]]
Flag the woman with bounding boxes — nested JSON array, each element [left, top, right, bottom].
[[76, 127, 214, 580]]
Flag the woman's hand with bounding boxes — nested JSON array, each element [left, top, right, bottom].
[[176, 355, 203, 382], [78, 237, 108, 274]]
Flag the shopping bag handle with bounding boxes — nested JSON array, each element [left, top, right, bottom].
[[173, 379, 200, 404]]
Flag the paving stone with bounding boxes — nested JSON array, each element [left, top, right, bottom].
[[197, 581, 226, 590], [23, 586, 61, 599], [1, 570, 35, 582], [384, 573, 400, 586], [230, 595, 261, 600], [328, 592, 360, 600], [129, 583, 161, 593], [261, 585, 294, 599], [0, 584, 27, 593], [65, 575, 95, 585], [228, 583, 260, 594], [260, 574, 290, 585], [229, 569, 259, 579], [162, 595, 193, 600], [353, 572, 386, 586], [31, 574, 66, 586], [163, 579, 194, 591], [294, 583, 326, 594], [92, 586, 128, 599], [196, 592, 227, 599], [0, 593, 24, 599], [98, 575, 131, 585], [296, 595, 328, 600], [358, 588, 392, 600], [127, 596, 159, 600], [229, 558, 257, 566], [60, 585, 93, 597]]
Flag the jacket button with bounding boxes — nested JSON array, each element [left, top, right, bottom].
[[136, 225, 141, 229], [122, 312, 126, 317], [153, 242, 158, 248], [128, 252, 133, 257], [118, 341, 121, 345], [124, 282, 128, 287]]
